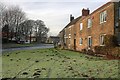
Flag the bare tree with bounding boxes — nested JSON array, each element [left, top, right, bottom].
[[1, 5, 26, 41], [0, 2, 6, 28]]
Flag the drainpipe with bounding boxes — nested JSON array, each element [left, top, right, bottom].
[[114, 2, 120, 46]]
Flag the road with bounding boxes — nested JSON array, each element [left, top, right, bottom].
[[2, 44, 54, 52]]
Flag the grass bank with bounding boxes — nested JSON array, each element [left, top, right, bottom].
[[2, 48, 119, 78]]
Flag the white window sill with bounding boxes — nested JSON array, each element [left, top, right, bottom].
[[79, 44, 82, 45], [100, 45, 105, 46], [100, 22, 103, 24], [88, 47, 91, 50], [104, 21, 106, 22], [100, 21, 106, 24], [88, 27, 91, 28]]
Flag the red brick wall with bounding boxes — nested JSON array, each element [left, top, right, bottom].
[[64, 25, 76, 50], [70, 25, 76, 50], [76, 2, 115, 51], [59, 2, 115, 52]]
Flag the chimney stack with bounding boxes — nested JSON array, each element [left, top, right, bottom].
[[70, 14, 74, 22], [82, 8, 90, 16]]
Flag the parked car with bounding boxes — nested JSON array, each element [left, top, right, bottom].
[[17, 40, 25, 44]]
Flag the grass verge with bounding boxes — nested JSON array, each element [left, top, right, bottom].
[[2, 48, 119, 78]]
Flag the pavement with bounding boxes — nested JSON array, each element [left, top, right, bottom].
[[2, 44, 54, 52]]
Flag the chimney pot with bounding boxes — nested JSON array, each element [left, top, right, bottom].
[[82, 8, 90, 16], [70, 14, 74, 22]]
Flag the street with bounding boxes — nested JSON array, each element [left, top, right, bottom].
[[2, 44, 54, 52]]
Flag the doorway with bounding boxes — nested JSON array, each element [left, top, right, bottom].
[[74, 39, 76, 50]]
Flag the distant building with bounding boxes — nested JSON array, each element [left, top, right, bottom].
[[59, 1, 120, 52], [47, 36, 60, 44]]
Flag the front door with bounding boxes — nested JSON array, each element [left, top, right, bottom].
[[88, 36, 92, 49], [74, 39, 76, 50]]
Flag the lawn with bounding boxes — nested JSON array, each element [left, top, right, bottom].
[[1, 48, 119, 78]]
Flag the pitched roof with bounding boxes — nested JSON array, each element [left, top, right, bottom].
[[59, 2, 114, 33], [65, 16, 82, 28], [60, 16, 82, 32]]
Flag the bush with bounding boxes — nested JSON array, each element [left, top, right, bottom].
[[94, 46, 105, 54], [104, 35, 117, 47], [94, 35, 120, 58], [81, 49, 86, 53], [2, 38, 8, 43], [94, 46, 120, 59]]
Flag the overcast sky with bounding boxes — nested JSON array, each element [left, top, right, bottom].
[[1, 0, 111, 36]]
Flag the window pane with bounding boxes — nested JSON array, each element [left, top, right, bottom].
[[90, 38, 92, 46], [88, 19, 90, 28], [102, 12, 104, 23], [100, 11, 107, 23], [104, 11, 107, 22], [80, 23, 83, 30], [88, 19, 92, 28], [88, 37, 92, 47], [100, 13, 102, 23], [80, 38, 82, 45], [100, 35, 105, 45]]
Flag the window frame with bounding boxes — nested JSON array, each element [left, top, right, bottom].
[[88, 18, 92, 28], [79, 38, 83, 45], [80, 23, 83, 30], [103, 11, 107, 22], [68, 38, 71, 46], [100, 10, 107, 24], [88, 36, 92, 48], [100, 34, 106, 46]]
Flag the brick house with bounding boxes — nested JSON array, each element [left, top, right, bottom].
[[59, 1, 120, 53], [59, 15, 81, 50]]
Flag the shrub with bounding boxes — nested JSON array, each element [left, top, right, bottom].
[[104, 35, 117, 47], [95, 46, 120, 58], [81, 49, 86, 53], [94, 46, 105, 54], [94, 35, 119, 58]]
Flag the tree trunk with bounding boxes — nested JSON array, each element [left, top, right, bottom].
[[10, 31, 13, 41], [6, 25, 9, 43], [30, 32, 31, 44]]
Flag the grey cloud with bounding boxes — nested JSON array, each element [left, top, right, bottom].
[[1, 0, 109, 36]]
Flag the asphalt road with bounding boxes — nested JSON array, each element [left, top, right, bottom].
[[2, 44, 54, 52]]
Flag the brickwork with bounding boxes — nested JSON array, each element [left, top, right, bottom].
[[59, 2, 119, 52], [76, 2, 115, 51]]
